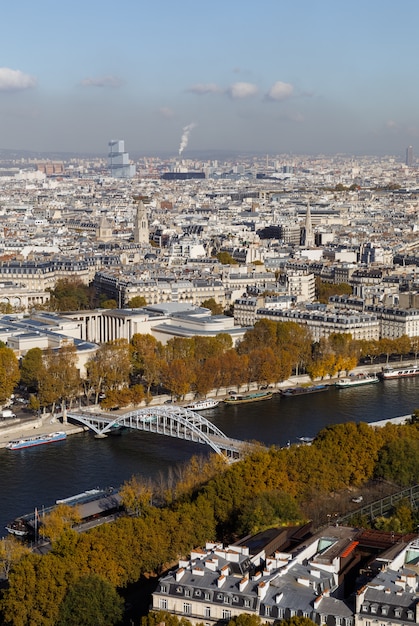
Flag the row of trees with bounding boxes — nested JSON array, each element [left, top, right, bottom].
[[3, 419, 419, 624], [5, 317, 419, 411]]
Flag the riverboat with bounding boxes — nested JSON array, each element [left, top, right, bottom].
[[224, 391, 273, 405], [280, 384, 329, 397], [184, 399, 220, 411], [335, 373, 379, 388], [6, 431, 67, 450], [378, 365, 419, 380], [5, 487, 122, 538]]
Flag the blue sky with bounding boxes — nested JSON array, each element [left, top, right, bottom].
[[1, 0, 419, 156]]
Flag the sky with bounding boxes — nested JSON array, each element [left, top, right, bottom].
[[1, 0, 419, 157]]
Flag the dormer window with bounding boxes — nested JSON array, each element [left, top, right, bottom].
[[381, 606, 389, 616], [407, 610, 414, 620], [370, 605, 378, 614], [362, 604, 369, 613], [394, 608, 402, 618]]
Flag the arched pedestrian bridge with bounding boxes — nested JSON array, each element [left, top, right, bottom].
[[67, 406, 249, 461]]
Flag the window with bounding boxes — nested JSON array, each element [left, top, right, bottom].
[[160, 598, 168, 610], [244, 599, 251, 608], [265, 606, 271, 617], [222, 610, 231, 621], [185, 589, 191, 597], [336, 618, 342, 626], [160, 585, 168, 593], [205, 607, 211, 618], [183, 603, 192, 615], [205, 592, 211, 601]]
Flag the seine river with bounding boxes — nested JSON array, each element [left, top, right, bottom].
[[1, 377, 419, 536]]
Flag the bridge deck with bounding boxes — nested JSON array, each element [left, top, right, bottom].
[[67, 405, 250, 461]]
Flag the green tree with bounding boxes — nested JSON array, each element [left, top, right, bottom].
[[48, 278, 92, 311], [57, 574, 124, 626], [0, 346, 20, 403], [374, 436, 419, 486], [101, 299, 118, 309], [237, 490, 302, 535], [201, 298, 224, 315], [279, 617, 317, 626], [20, 347, 43, 390], [127, 295, 147, 308], [315, 278, 352, 303], [216, 251, 238, 265], [228, 615, 262, 626]]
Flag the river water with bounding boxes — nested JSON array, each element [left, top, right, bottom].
[[1, 377, 418, 536]]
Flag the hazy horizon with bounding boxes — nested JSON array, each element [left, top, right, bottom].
[[2, 0, 419, 157]]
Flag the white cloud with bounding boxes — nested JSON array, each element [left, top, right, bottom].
[[187, 83, 223, 95], [80, 75, 123, 88], [227, 82, 258, 99], [266, 81, 294, 101], [0, 67, 37, 92]]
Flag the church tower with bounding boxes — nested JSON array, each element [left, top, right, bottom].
[[96, 215, 113, 242], [304, 201, 315, 248], [133, 198, 149, 244]]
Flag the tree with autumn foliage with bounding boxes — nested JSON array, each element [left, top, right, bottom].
[[0, 345, 20, 404], [131, 333, 165, 394], [119, 475, 154, 516], [38, 344, 81, 412], [40, 504, 82, 543], [0, 536, 31, 580], [85, 339, 131, 403]]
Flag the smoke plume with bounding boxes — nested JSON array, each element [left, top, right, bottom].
[[179, 122, 196, 155]]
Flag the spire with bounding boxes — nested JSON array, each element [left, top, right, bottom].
[[304, 201, 314, 247], [133, 198, 149, 244]]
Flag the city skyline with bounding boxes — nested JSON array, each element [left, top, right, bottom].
[[2, 0, 419, 157]]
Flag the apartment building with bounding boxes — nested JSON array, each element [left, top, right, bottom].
[[254, 307, 379, 342]]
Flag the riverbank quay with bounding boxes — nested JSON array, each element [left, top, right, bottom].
[[0, 415, 85, 449], [1, 359, 417, 449]]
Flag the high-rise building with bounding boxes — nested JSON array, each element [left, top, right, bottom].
[[406, 145, 414, 167], [108, 140, 136, 178]]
